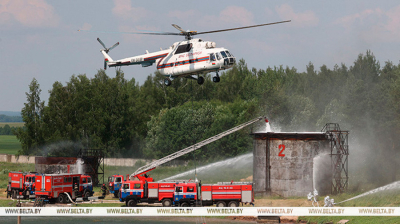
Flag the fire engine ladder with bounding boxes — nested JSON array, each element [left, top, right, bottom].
[[130, 116, 265, 179]]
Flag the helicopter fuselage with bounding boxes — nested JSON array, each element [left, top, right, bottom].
[[101, 38, 236, 83]]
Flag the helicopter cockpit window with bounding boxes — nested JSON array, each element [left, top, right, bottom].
[[225, 51, 232, 57], [220, 51, 227, 58], [216, 53, 221, 60], [210, 53, 216, 61], [175, 44, 192, 54]]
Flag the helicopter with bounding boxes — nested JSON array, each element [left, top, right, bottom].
[[91, 20, 290, 86]]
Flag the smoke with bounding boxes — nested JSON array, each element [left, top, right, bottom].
[[38, 140, 84, 157]]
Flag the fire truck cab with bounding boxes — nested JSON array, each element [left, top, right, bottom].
[[108, 174, 125, 198], [7, 172, 36, 199], [35, 173, 93, 203], [173, 182, 198, 206]]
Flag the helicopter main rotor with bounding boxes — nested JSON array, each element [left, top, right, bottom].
[[79, 20, 291, 40]]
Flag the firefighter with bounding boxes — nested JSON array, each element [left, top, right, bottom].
[[74, 182, 78, 192], [5, 184, 11, 198], [101, 184, 107, 197]]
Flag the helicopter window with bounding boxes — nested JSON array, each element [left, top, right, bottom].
[[210, 53, 216, 61], [216, 53, 221, 60], [225, 51, 232, 57], [220, 51, 227, 58], [175, 44, 192, 54]]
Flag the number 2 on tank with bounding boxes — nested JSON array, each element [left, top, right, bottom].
[[278, 144, 285, 157]]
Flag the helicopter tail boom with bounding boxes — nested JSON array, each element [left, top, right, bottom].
[[101, 50, 114, 69], [101, 50, 114, 62]]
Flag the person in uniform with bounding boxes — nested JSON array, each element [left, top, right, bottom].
[[5, 184, 11, 198], [101, 184, 107, 197]]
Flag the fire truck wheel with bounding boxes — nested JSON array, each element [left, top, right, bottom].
[[117, 191, 121, 198], [228, 201, 239, 207], [84, 191, 91, 199], [216, 201, 226, 207], [12, 190, 17, 199], [127, 199, 137, 207], [180, 202, 189, 207], [114, 193, 118, 198], [162, 199, 172, 207], [57, 194, 66, 204]]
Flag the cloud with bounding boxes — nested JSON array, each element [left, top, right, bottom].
[[112, 0, 148, 22], [178, 6, 254, 29], [0, 0, 59, 27], [335, 8, 384, 30], [167, 10, 200, 22], [335, 6, 400, 42], [385, 5, 400, 39], [219, 6, 254, 26], [275, 4, 319, 27]]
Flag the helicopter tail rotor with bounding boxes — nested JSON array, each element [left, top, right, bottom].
[[97, 38, 118, 69]]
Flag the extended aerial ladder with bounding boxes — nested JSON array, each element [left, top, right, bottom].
[[131, 116, 266, 181]]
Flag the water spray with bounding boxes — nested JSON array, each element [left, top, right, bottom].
[[336, 180, 400, 204]]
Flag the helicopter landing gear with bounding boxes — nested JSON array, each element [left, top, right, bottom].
[[213, 72, 220, 83], [164, 78, 172, 86], [197, 76, 204, 85]]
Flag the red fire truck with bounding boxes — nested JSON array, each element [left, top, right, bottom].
[[119, 180, 185, 207], [120, 179, 253, 207], [35, 173, 94, 203], [7, 172, 37, 199], [120, 117, 262, 207]]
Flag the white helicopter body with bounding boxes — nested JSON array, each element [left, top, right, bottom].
[[92, 20, 290, 86], [101, 38, 235, 84]]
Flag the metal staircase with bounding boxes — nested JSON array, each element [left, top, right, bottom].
[[131, 116, 265, 178]]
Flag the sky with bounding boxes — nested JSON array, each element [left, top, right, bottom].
[[1, 0, 400, 111]]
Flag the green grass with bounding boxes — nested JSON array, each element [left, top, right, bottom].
[[0, 135, 22, 155], [0, 122, 24, 128]]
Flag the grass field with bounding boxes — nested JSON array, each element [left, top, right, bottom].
[[0, 135, 21, 155], [0, 122, 24, 128]]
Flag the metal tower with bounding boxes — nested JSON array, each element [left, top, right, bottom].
[[322, 123, 349, 194]]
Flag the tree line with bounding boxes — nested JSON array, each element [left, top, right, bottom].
[[0, 114, 22, 122], [0, 125, 18, 135], [15, 50, 400, 184]]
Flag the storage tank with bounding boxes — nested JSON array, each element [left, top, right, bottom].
[[252, 132, 332, 197]]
